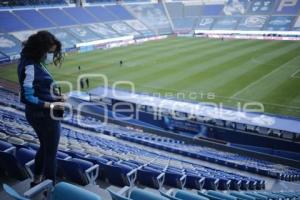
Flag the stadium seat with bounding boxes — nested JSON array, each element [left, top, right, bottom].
[[108, 187, 169, 200], [164, 169, 186, 189], [206, 191, 237, 200], [0, 132, 8, 140], [0, 139, 14, 151], [103, 162, 136, 186], [0, 147, 34, 180], [161, 189, 209, 200], [58, 158, 99, 185], [3, 180, 102, 200], [137, 166, 164, 189], [244, 192, 268, 200], [229, 191, 255, 200], [185, 171, 205, 190], [197, 192, 223, 200]]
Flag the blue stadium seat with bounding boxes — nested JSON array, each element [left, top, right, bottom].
[[206, 191, 237, 200], [3, 180, 102, 200], [0, 139, 14, 151], [244, 192, 268, 200], [161, 189, 209, 200], [137, 166, 164, 189], [164, 169, 186, 189], [103, 162, 136, 186], [58, 158, 99, 185], [198, 192, 223, 200], [229, 191, 255, 200], [0, 147, 34, 180], [185, 171, 205, 190], [108, 187, 169, 200]]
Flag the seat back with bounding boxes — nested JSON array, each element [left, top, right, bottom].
[[130, 188, 169, 200], [58, 158, 93, 185], [0, 140, 13, 151], [2, 184, 29, 200], [52, 182, 102, 200], [207, 191, 237, 200], [107, 189, 131, 200], [104, 163, 133, 186], [164, 170, 185, 189], [137, 167, 161, 189], [230, 192, 256, 200], [175, 190, 209, 200], [0, 151, 28, 180], [16, 148, 36, 166]]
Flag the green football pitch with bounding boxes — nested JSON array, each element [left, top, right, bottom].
[[1, 37, 300, 118]]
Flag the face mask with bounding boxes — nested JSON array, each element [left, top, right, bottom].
[[45, 53, 54, 64]]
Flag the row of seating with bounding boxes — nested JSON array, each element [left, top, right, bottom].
[[0, 88, 299, 183], [5, 178, 300, 200], [165, 1, 300, 32], [0, 4, 162, 57], [1, 92, 300, 199], [0, 108, 265, 191], [117, 131, 300, 182], [0, 0, 66, 7], [61, 111, 300, 182]]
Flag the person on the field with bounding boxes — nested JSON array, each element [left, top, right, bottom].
[[85, 78, 89, 88], [78, 65, 81, 71], [18, 31, 65, 186], [80, 78, 85, 89], [120, 60, 123, 67]]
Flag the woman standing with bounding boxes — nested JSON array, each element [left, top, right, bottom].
[[18, 31, 65, 186]]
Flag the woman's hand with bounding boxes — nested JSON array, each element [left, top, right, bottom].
[[50, 102, 66, 111], [55, 94, 67, 102]]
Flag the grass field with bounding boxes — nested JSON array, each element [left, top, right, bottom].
[[1, 37, 300, 118]]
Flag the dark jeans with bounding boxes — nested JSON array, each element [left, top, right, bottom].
[[25, 106, 61, 182]]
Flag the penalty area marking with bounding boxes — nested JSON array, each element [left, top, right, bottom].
[[291, 69, 300, 79]]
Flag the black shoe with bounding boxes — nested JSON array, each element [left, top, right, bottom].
[[30, 181, 40, 188]]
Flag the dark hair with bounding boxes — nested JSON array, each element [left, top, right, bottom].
[[21, 30, 63, 66]]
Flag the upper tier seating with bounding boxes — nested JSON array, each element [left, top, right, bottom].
[[39, 8, 78, 26], [85, 6, 119, 22], [0, 0, 67, 7], [126, 3, 173, 35], [0, 11, 29, 32], [105, 5, 135, 20], [165, 2, 184, 18], [62, 7, 99, 24], [165, 0, 300, 31], [13, 9, 55, 29]]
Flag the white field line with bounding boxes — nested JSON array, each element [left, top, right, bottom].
[[231, 55, 300, 98], [291, 69, 300, 78]]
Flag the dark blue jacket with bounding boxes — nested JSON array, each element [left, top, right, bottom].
[[18, 56, 59, 108]]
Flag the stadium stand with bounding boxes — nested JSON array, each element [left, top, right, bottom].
[[0, 0, 67, 7], [62, 7, 99, 24], [49, 29, 81, 49], [0, 11, 30, 33], [0, 33, 22, 57], [38, 8, 79, 26], [1, 89, 300, 187], [126, 3, 173, 35], [12, 9, 55, 29], [165, 2, 184, 18], [87, 23, 120, 38], [0, 106, 268, 190], [1, 1, 300, 199], [85, 6, 119, 22], [105, 5, 135, 20]]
